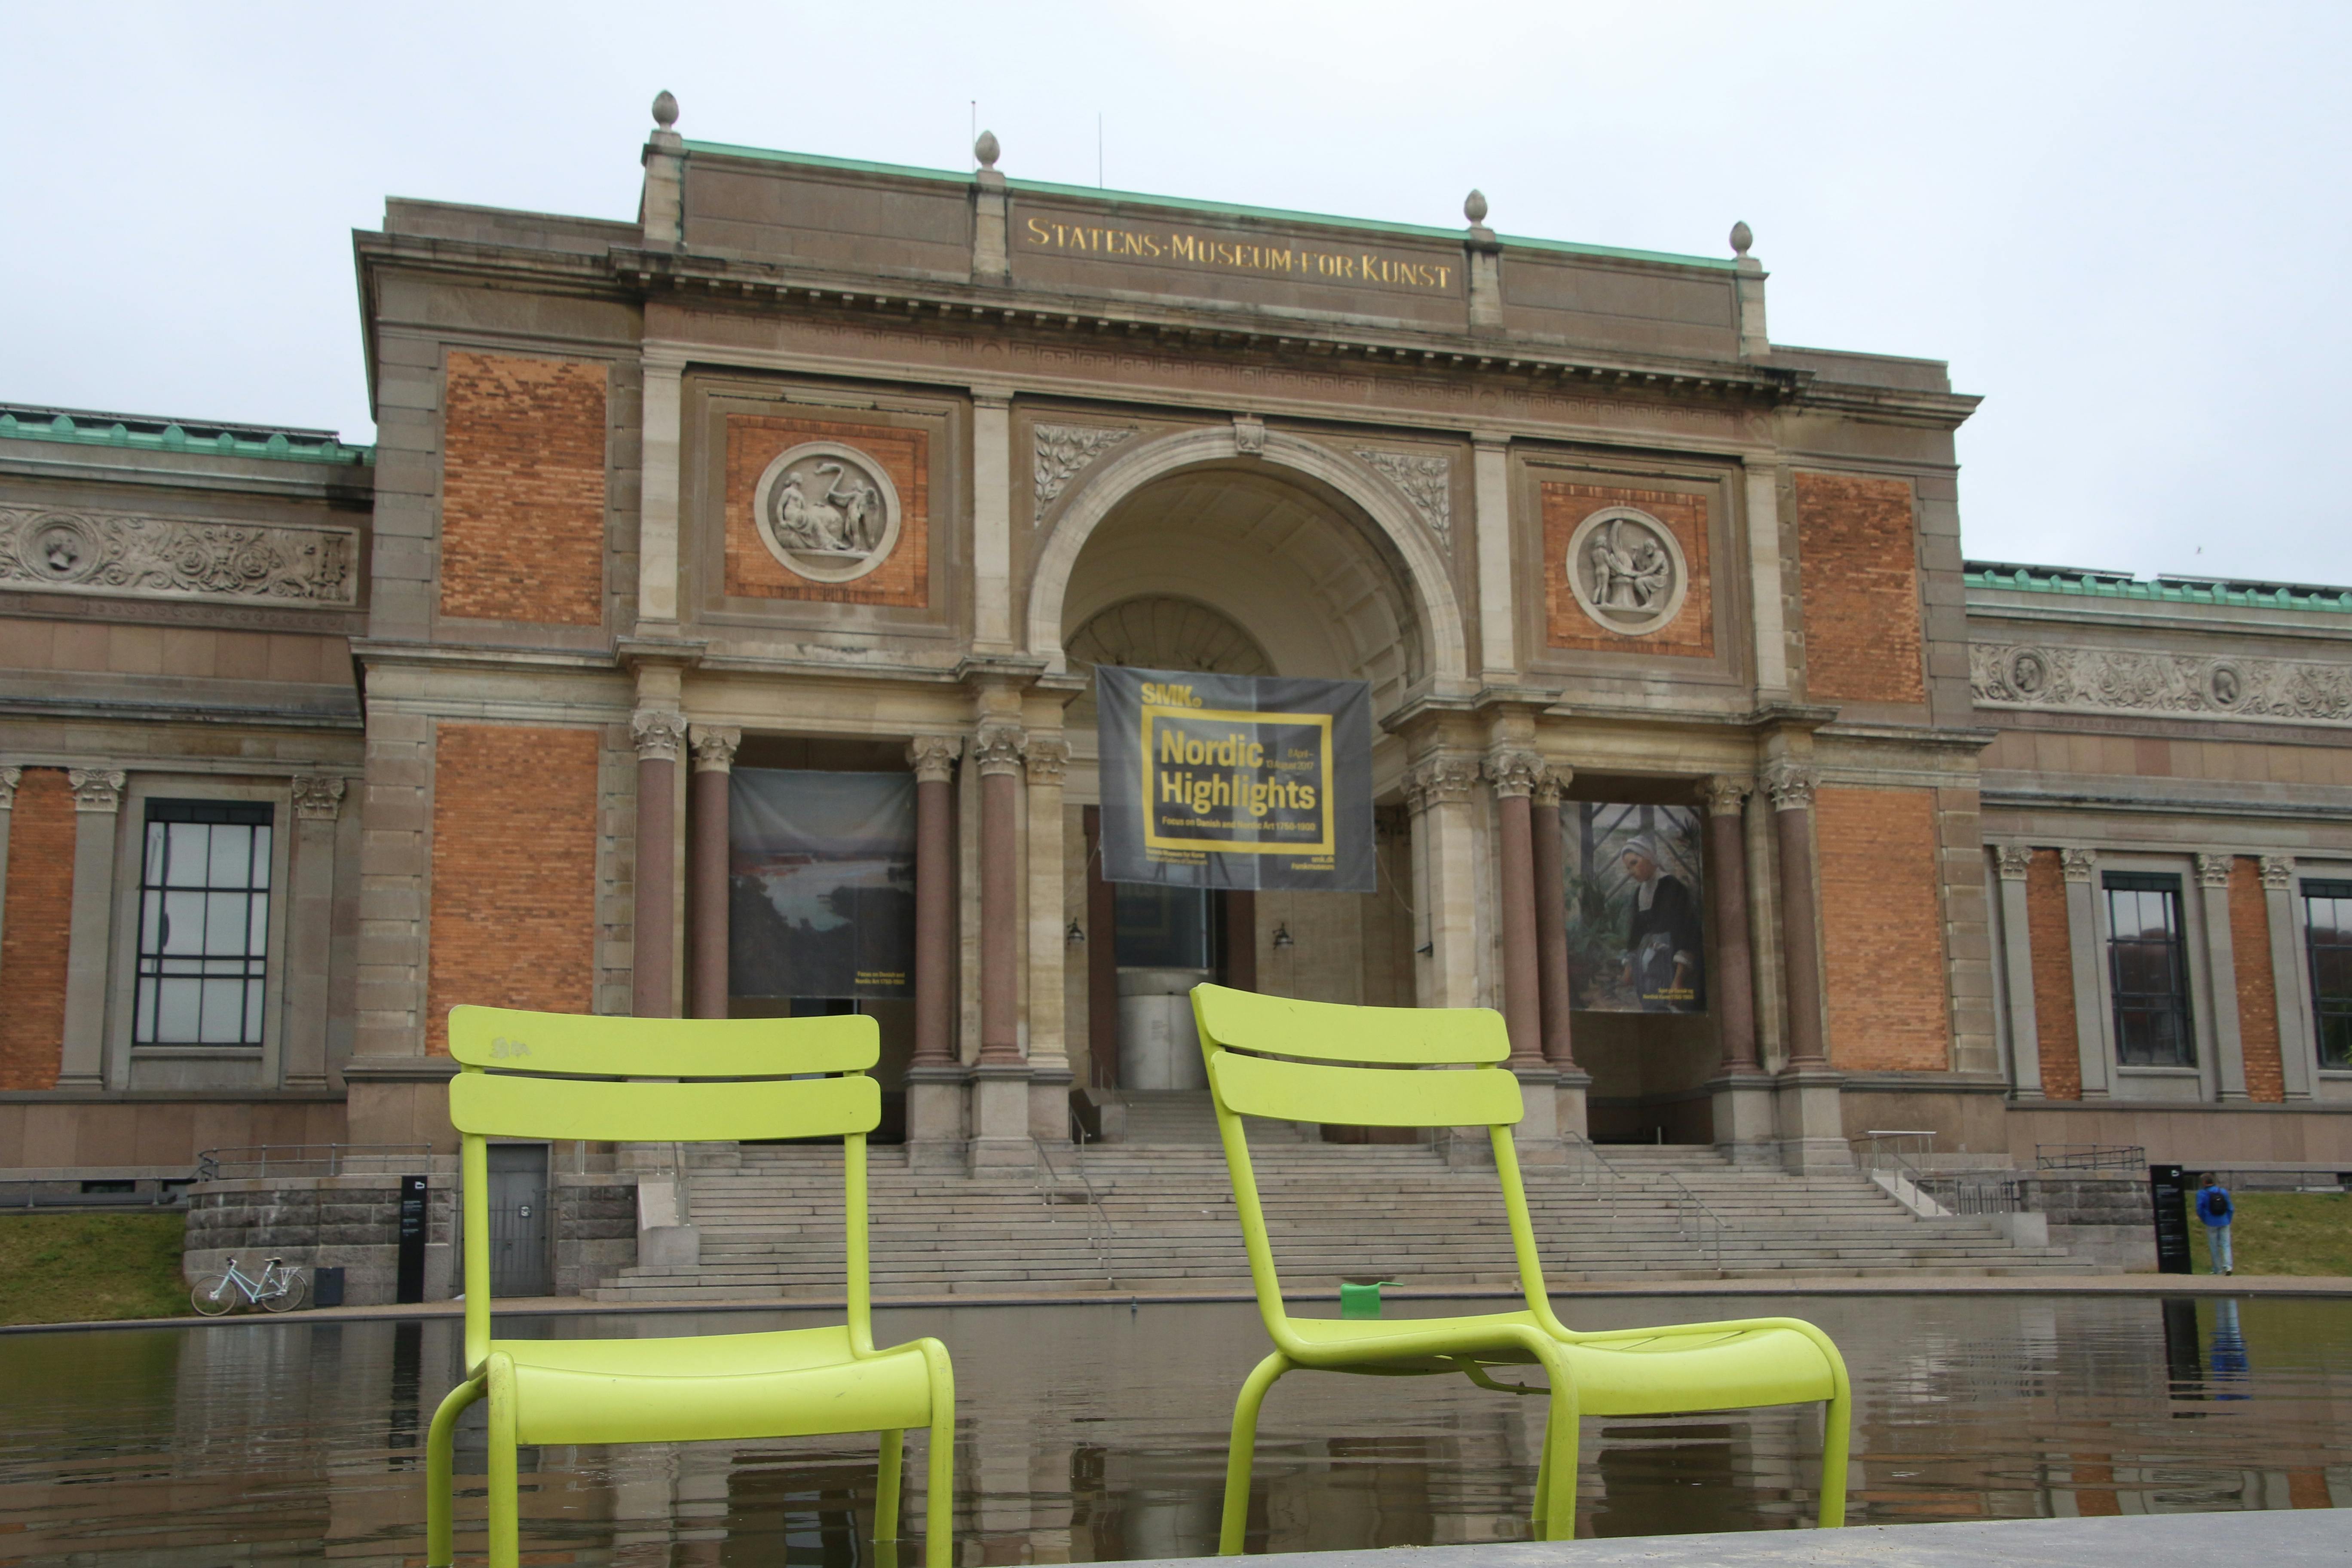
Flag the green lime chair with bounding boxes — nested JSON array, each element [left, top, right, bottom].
[[1191, 983, 1850, 1548], [424, 1006, 956, 1568]]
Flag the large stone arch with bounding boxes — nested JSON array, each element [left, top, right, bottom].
[[1026, 425, 1471, 696]]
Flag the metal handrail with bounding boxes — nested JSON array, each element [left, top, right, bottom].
[[2036, 1143, 2147, 1172], [1562, 1134, 1725, 1272], [194, 1143, 435, 1181], [1034, 1137, 1116, 1287], [1854, 1132, 2025, 1216]]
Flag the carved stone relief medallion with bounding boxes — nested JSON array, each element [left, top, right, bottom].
[[1563, 505, 1688, 637], [751, 441, 903, 584]]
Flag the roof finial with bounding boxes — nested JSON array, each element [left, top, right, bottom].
[[1464, 189, 1489, 227], [652, 90, 679, 130], [1730, 220, 1753, 258], [975, 129, 1000, 171]]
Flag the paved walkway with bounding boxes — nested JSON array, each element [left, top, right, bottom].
[[6, 1270, 2346, 1335], [1139, 1512, 2343, 1568]]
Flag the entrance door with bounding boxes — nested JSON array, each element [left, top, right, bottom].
[[485, 1144, 550, 1297]]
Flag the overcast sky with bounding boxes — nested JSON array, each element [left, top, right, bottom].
[[7, 3, 2346, 584]]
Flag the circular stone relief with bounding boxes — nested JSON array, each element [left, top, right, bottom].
[[21, 515, 98, 583], [750, 441, 903, 584], [1563, 506, 1689, 637], [2008, 648, 2051, 698], [2206, 661, 2246, 710]]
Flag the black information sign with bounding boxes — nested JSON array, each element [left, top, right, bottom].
[[1095, 665, 1374, 892], [2149, 1162, 2193, 1275], [395, 1173, 428, 1304]]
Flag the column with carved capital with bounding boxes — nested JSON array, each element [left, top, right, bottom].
[[58, 768, 127, 1087], [687, 726, 740, 1020], [905, 735, 966, 1170], [2196, 853, 2249, 1101], [1529, 770, 1577, 1073], [283, 776, 348, 1087], [1704, 775, 1776, 1163], [2260, 855, 2316, 1099], [1024, 736, 1072, 1139], [1485, 748, 1547, 1071], [0, 768, 20, 971], [969, 721, 1031, 1166], [2060, 848, 2110, 1099], [1992, 844, 2044, 1099], [1761, 759, 1845, 1169], [1404, 753, 1484, 1012], [631, 710, 687, 1018]]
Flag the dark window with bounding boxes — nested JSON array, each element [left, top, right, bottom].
[[133, 800, 273, 1046], [2104, 871, 2195, 1068], [2305, 878, 2352, 1070], [1112, 883, 1213, 971]]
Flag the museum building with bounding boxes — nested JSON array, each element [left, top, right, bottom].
[[3, 96, 2350, 1207]]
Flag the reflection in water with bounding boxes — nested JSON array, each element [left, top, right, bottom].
[[0, 1294, 2344, 1566]]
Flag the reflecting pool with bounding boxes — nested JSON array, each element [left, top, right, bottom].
[[2, 1294, 2346, 1566]]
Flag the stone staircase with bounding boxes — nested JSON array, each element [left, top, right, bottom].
[[591, 1121, 2095, 1304]]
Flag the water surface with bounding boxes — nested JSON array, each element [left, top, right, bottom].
[[1, 1293, 2344, 1565]]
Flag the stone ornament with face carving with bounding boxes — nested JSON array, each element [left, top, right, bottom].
[[750, 441, 903, 584]]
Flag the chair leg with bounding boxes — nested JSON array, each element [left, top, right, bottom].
[[1537, 1366, 1579, 1541], [1530, 1421, 1552, 1534], [1818, 1387, 1852, 1529], [485, 1357, 519, 1568], [425, 1375, 484, 1567], [1218, 1352, 1291, 1556], [922, 1347, 956, 1568], [876, 1429, 905, 1542]]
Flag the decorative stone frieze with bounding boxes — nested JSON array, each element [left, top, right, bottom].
[[2061, 847, 2098, 882], [2195, 852, 2233, 889], [1703, 775, 1752, 817], [2260, 854, 2295, 891], [1354, 449, 1452, 535], [1970, 641, 2352, 726], [67, 769, 126, 812], [1482, 749, 1545, 799], [1760, 759, 1816, 812], [1032, 423, 1134, 506], [1404, 753, 1481, 809], [0, 766, 18, 809], [291, 775, 347, 821], [906, 735, 961, 783], [1024, 736, 1068, 785], [972, 722, 1027, 777], [630, 710, 688, 763], [1995, 843, 2034, 880], [0, 507, 357, 606], [687, 725, 740, 774]]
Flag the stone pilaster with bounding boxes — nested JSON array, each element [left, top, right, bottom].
[[283, 775, 347, 1088], [2196, 853, 2248, 1100], [971, 391, 1015, 650], [2260, 855, 2315, 1100], [2061, 847, 2110, 1098], [1471, 435, 1516, 683], [1024, 735, 1072, 1141], [687, 726, 739, 1021], [1993, 843, 2043, 1099], [1404, 753, 1483, 1011], [58, 768, 126, 1089]]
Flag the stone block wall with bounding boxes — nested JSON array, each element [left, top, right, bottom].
[[2020, 1174, 2157, 1271], [552, 1173, 637, 1297], [184, 1174, 457, 1306]]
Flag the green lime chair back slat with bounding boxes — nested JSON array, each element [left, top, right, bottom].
[[426, 1006, 955, 1568], [1190, 982, 1851, 1550]]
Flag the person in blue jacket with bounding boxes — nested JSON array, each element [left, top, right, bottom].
[[2196, 1172, 2235, 1276]]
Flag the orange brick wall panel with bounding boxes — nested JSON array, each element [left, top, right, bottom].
[[0, 769, 75, 1089], [2230, 857, 2285, 1102], [725, 414, 930, 607], [425, 724, 600, 1055], [1540, 482, 1712, 657], [439, 352, 609, 626], [2024, 850, 2081, 1100], [1815, 786, 1952, 1071], [1794, 472, 1926, 705]]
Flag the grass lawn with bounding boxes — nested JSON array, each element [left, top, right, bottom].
[[2201, 1191, 2352, 1277], [0, 1212, 190, 1326]]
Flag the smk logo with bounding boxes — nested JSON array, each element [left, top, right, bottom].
[[490, 1037, 531, 1060], [1141, 682, 1204, 708]]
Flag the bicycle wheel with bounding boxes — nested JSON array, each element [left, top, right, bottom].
[[191, 1274, 237, 1316], [261, 1271, 306, 1313]]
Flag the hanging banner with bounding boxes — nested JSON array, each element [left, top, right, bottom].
[[728, 769, 916, 999], [1563, 801, 1706, 1013], [1096, 664, 1374, 892]]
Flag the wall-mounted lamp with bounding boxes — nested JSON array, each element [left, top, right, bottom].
[[1271, 922, 1294, 949], [1066, 920, 1086, 945]]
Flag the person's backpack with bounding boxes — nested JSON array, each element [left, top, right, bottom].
[[2199, 1185, 2233, 1224]]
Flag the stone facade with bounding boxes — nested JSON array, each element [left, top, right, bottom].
[[2, 100, 2349, 1272]]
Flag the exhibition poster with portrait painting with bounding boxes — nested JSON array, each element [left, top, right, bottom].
[[1565, 802, 1705, 1013]]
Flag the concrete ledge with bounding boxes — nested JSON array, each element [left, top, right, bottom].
[[1136, 1512, 2343, 1568]]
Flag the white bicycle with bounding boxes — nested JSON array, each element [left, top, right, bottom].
[[190, 1255, 306, 1315]]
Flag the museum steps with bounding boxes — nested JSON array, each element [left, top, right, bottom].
[[590, 1135, 2095, 1304]]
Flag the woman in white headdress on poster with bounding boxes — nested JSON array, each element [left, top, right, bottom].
[[1617, 833, 1703, 1012]]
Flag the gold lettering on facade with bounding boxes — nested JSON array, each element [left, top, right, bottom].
[[1023, 213, 1453, 291]]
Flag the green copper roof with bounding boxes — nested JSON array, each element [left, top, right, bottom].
[[1965, 560, 2352, 615], [0, 407, 372, 466], [681, 140, 1735, 272]]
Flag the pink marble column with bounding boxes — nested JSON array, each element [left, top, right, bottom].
[[973, 722, 1026, 1066], [1530, 770, 1577, 1070], [1485, 749, 1546, 1069], [907, 736, 961, 1068], [1704, 775, 1762, 1074], [687, 726, 739, 1020], [630, 710, 686, 1019], [1764, 760, 1827, 1066]]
